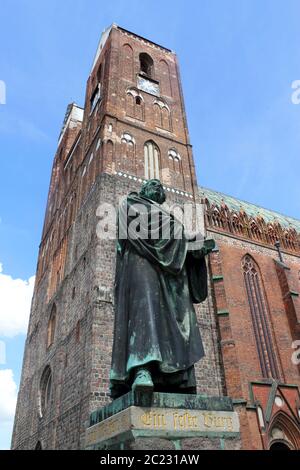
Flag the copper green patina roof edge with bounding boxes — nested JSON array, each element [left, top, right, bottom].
[[198, 186, 300, 233]]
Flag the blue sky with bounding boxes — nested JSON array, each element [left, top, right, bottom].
[[0, 0, 300, 449]]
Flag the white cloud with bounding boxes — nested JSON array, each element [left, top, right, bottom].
[[0, 369, 17, 423], [0, 369, 17, 450], [0, 263, 35, 337]]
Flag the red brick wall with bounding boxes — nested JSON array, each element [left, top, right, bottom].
[[208, 229, 300, 448], [82, 26, 197, 195]]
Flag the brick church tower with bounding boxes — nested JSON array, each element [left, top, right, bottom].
[[11, 25, 300, 450], [11, 25, 224, 450]]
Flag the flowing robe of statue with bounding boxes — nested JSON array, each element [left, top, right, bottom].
[[110, 191, 208, 398]]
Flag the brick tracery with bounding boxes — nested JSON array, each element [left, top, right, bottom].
[[205, 199, 300, 254]]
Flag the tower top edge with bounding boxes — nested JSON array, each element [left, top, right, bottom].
[[58, 102, 84, 145], [90, 23, 175, 75]]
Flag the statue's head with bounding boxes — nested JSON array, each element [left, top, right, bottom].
[[139, 179, 166, 204]]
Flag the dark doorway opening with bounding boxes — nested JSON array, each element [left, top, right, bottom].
[[270, 441, 290, 450]]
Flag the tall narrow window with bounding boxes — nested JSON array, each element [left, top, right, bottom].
[[122, 44, 134, 81], [126, 88, 144, 120], [161, 106, 171, 131], [47, 304, 56, 348], [159, 59, 172, 96], [106, 140, 114, 169], [144, 141, 160, 180], [121, 132, 135, 167], [90, 84, 101, 113], [126, 91, 134, 117], [39, 366, 52, 417], [242, 255, 282, 380]]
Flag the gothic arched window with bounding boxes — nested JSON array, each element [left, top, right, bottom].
[[39, 366, 52, 417], [242, 255, 282, 380], [105, 140, 114, 169], [122, 44, 134, 81], [168, 148, 180, 162], [153, 99, 171, 131], [144, 141, 160, 180], [47, 304, 56, 348], [168, 149, 182, 188], [126, 88, 144, 121], [159, 59, 172, 96], [121, 132, 135, 145], [161, 106, 170, 131]]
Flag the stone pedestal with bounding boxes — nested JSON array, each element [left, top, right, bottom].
[[85, 392, 241, 450]]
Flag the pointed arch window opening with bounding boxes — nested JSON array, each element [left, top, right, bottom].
[[90, 83, 101, 114], [153, 100, 171, 131], [269, 412, 300, 450], [121, 133, 135, 171], [35, 441, 43, 450], [144, 141, 160, 180], [139, 53, 154, 78], [242, 255, 282, 380], [168, 149, 181, 161], [47, 305, 56, 348], [39, 366, 52, 418], [126, 88, 145, 121]]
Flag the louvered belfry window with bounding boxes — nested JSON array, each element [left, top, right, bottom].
[[242, 255, 282, 380]]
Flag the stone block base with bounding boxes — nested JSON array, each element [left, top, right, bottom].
[[85, 392, 241, 450]]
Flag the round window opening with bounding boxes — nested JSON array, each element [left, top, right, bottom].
[[275, 396, 283, 407]]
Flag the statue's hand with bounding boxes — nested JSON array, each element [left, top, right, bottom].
[[203, 238, 215, 253], [188, 238, 216, 257]]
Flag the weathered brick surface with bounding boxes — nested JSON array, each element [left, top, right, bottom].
[[180, 437, 221, 450], [12, 170, 225, 449], [12, 25, 300, 451], [221, 436, 241, 450], [127, 437, 175, 451]]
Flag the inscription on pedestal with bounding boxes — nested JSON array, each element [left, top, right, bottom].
[[86, 408, 132, 447], [85, 406, 240, 447], [138, 409, 236, 432]]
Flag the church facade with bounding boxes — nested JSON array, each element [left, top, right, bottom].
[[11, 25, 300, 450]]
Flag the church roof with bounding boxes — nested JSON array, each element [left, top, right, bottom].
[[199, 186, 300, 233]]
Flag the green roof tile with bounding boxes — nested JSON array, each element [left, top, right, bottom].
[[199, 187, 300, 233]]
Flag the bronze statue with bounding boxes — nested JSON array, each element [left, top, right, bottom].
[[110, 179, 215, 398]]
